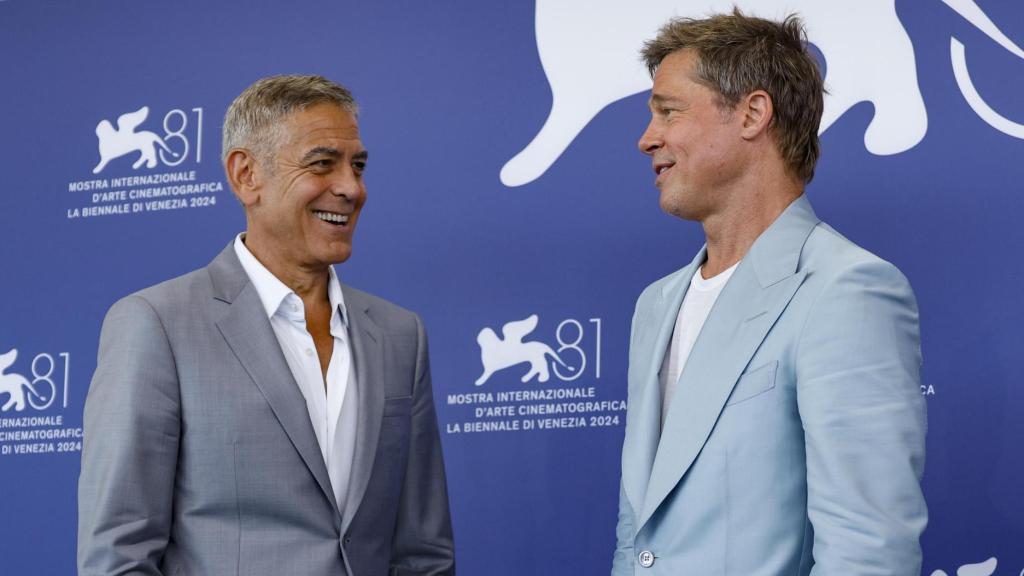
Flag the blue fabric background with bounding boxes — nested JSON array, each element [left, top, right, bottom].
[[0, 1, 1021, 574]]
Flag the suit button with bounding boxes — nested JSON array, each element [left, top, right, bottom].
[[638, 550, 655, 568]]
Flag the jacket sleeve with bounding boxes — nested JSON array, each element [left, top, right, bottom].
[[389, 313, 456, 575], [797, 260, 927, 575], [612, 295, 648, 576], [78, 295, 180, 576], [611, 480, 636, 575]]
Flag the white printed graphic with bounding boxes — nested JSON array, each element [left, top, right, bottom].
[[0, 349, 70, 412], [501, 0, 1024, 187], [946, 0, 1024, 140], [0, 349, 43, 412], [68, 106, 217, 220], [93, 106, 179, 174], [449, 317, 616, 434], [475, 314, 570, 385], [931, 556, 998, 576], [0, 349, 80, 456]]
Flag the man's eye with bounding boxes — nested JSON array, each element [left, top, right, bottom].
[[353, 161, 367, 173]]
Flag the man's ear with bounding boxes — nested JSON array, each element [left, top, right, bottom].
[[740, 90, 773, 140], [225, 149, 262, 207]]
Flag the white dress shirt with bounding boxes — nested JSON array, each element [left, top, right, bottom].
[[660, 261, 738, 426], [234, 234, 358, 515]]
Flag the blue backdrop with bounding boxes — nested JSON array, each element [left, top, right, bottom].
[[1, 1, 1022, 575]]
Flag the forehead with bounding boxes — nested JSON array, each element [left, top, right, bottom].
[[277, 103, 362, 149]]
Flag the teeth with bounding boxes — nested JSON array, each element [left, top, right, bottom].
[[313, 211, 349, 224], [657, 165, 673, 175]]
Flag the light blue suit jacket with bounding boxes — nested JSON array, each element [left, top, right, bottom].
[[613, 195, 927, 575]]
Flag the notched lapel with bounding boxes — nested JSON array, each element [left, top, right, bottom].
[[215, 282, 340, 515], [341, 293, 386, 533]]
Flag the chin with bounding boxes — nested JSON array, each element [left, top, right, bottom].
[[329, 250, 353, 265], [659, 197, 687, 220], [313, 245, 353, 266], [659, 189, 706, 222]]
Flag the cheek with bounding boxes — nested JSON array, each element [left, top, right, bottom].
[[668, 137, 697, 163], [287, 175, 327, 199]]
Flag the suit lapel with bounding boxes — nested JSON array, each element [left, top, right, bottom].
[[208, 244, 340, 515], [637, 195, 821, 529], [621, 249, 703, 517], [340, 287, 386, 533]]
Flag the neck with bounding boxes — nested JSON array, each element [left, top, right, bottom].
[[700, 175, 803, 278], [243, 233, 331, 303]]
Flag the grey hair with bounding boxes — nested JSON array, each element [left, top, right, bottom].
[[221, 74, 358, 164]]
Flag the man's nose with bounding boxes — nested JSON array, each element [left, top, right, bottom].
[[330, 167, 362, 199], [638, 119, 662, 156]]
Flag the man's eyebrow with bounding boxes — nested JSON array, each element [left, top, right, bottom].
[[300, 146, 342, 163], [648, 94, 682, 108], [353, 150, 369, 161]]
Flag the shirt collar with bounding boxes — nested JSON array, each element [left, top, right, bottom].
[[233, 233, 349, 327], [692, 260, 739, 291]]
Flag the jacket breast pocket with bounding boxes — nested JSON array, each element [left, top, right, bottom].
[[726, 361, 777, 406], [383, 396, 413, 417]]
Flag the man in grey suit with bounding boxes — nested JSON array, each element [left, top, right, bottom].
[[613, 11, 927, 575], [79, 75, 455, 576]]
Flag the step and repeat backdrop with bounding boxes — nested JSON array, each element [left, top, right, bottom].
[[1, 1, 1022, 574]]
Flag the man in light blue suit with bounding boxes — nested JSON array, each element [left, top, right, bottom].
[[613, 11, 927, 576]]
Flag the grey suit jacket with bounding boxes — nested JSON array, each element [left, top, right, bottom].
[[78, 244, 454, 576], [613, 195, 927, 575]]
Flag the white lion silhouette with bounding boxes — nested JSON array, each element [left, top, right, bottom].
[[475, 314, 569, 386], [931, 556, 998, 576], [501, 0, 1023, 187], [92, 106, 177, 174], [0, 349, 40, 412]]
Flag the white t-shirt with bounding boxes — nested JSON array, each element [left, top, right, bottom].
[[659, 261, 739, 426]]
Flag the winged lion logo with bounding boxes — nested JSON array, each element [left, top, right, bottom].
[[475, 314, 571, 386]]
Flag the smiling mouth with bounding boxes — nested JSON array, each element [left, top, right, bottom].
[[313, 210, 350, 226], [654, 162, 675, 176]]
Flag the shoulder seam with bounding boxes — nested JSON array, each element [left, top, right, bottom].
[[122, 294, 183, 402]]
